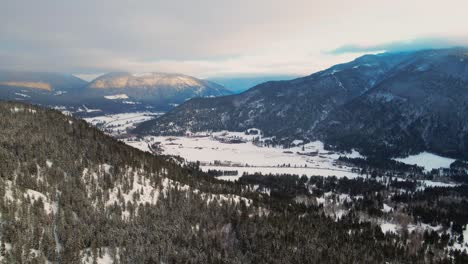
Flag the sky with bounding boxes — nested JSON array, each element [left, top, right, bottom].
[[1, 0, 468, 79]]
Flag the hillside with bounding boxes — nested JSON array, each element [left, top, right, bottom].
[[1, 101, 462, 263], [316, 48, 468, 158], [134, 51, 413, 139], [135, 48, 468, 159]]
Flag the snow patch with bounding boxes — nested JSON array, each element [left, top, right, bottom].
[[15, 92, 30, 98], [104, 94, 129, 100], [84, 112, 163, 136], [380, 222, 398, 234], [382, 203, 393, 213], [395, 152, 456, 171]]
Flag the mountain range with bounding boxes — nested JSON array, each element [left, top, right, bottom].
[[135, 48, 468, 159], [0, 71, 231, 115]]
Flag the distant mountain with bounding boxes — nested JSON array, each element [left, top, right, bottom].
[[135, 48, 468, 159], [208, 75, 301, 93], [0, 71, 88, 91], [0, 71, 89, 109], [86, 72, 232, 107], [0, 71, 231, 115]]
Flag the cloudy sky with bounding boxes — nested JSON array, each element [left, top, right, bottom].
[[1, 0, 468, 79]]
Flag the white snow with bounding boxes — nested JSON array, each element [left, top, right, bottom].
[[24, 189, 57, 214], [408, 223, 443, 233], [382, 203, 393, 213], [130, 133, 358, 168], [10, 107, 36, 113], [104, 94, 129, 100], [380, 222, 398, 234], [417, 180, 457, 190], [81, 247, 118, 264], [15, 92, 30, 98], [395, 152, 456, 171], [124, 132, 362, 179], [449, 224, 468, 252], [122, 100, 139, 105], [461, 226, 468, 251], [101, 166, 252, 220], [316, 197, 326, 205], [132, 72, 152, 77], [3, 180, 56, 215], [83, 112, 163, 136], [291, 139, 304, 145], [76, 105, 101, 113]]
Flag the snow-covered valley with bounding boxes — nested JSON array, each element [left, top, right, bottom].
[[124, 132, 363, 180], [80, 113, 460, 185]]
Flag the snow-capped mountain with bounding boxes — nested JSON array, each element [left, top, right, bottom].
[[135, 48, 468, 159]]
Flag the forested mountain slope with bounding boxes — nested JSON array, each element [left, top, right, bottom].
[[135, 51, 410, 138], [0, 101, 459, 263], [135, 48, 468, 159], [316, 48, 468, 158]]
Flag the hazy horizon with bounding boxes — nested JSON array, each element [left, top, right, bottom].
[[2, 0, 468, 78]]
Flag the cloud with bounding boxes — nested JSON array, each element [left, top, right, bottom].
[[328, 37, 468, 55], [1, 0, 468, 77]]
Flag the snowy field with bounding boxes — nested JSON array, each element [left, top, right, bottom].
[[83, 112, 163, 136], [395, 152, 456, 171], [123, 131, 365, 179], [123, 130, 459, 187]]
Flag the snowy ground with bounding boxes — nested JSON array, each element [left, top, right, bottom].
[[123, 131, 364, 179], [123, 131, 459, 188], [395, 152, 456, 171], [83, 112, 163, 136]]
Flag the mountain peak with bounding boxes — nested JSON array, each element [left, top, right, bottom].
[[88, 72, 219, 90]]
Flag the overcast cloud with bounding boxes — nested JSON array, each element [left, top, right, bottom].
[[1, 0, 468, 78]]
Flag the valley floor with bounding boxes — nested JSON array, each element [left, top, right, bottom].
[[80, 112, 458, 186]]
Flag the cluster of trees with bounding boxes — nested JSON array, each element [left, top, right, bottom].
[[0, 102, 467, 263], [206, 169, 239, 177], [338, 156, 468, 185], [393, 186, 468, 236], [337, 156, 424, 175], [237, 172, 468, 258]]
